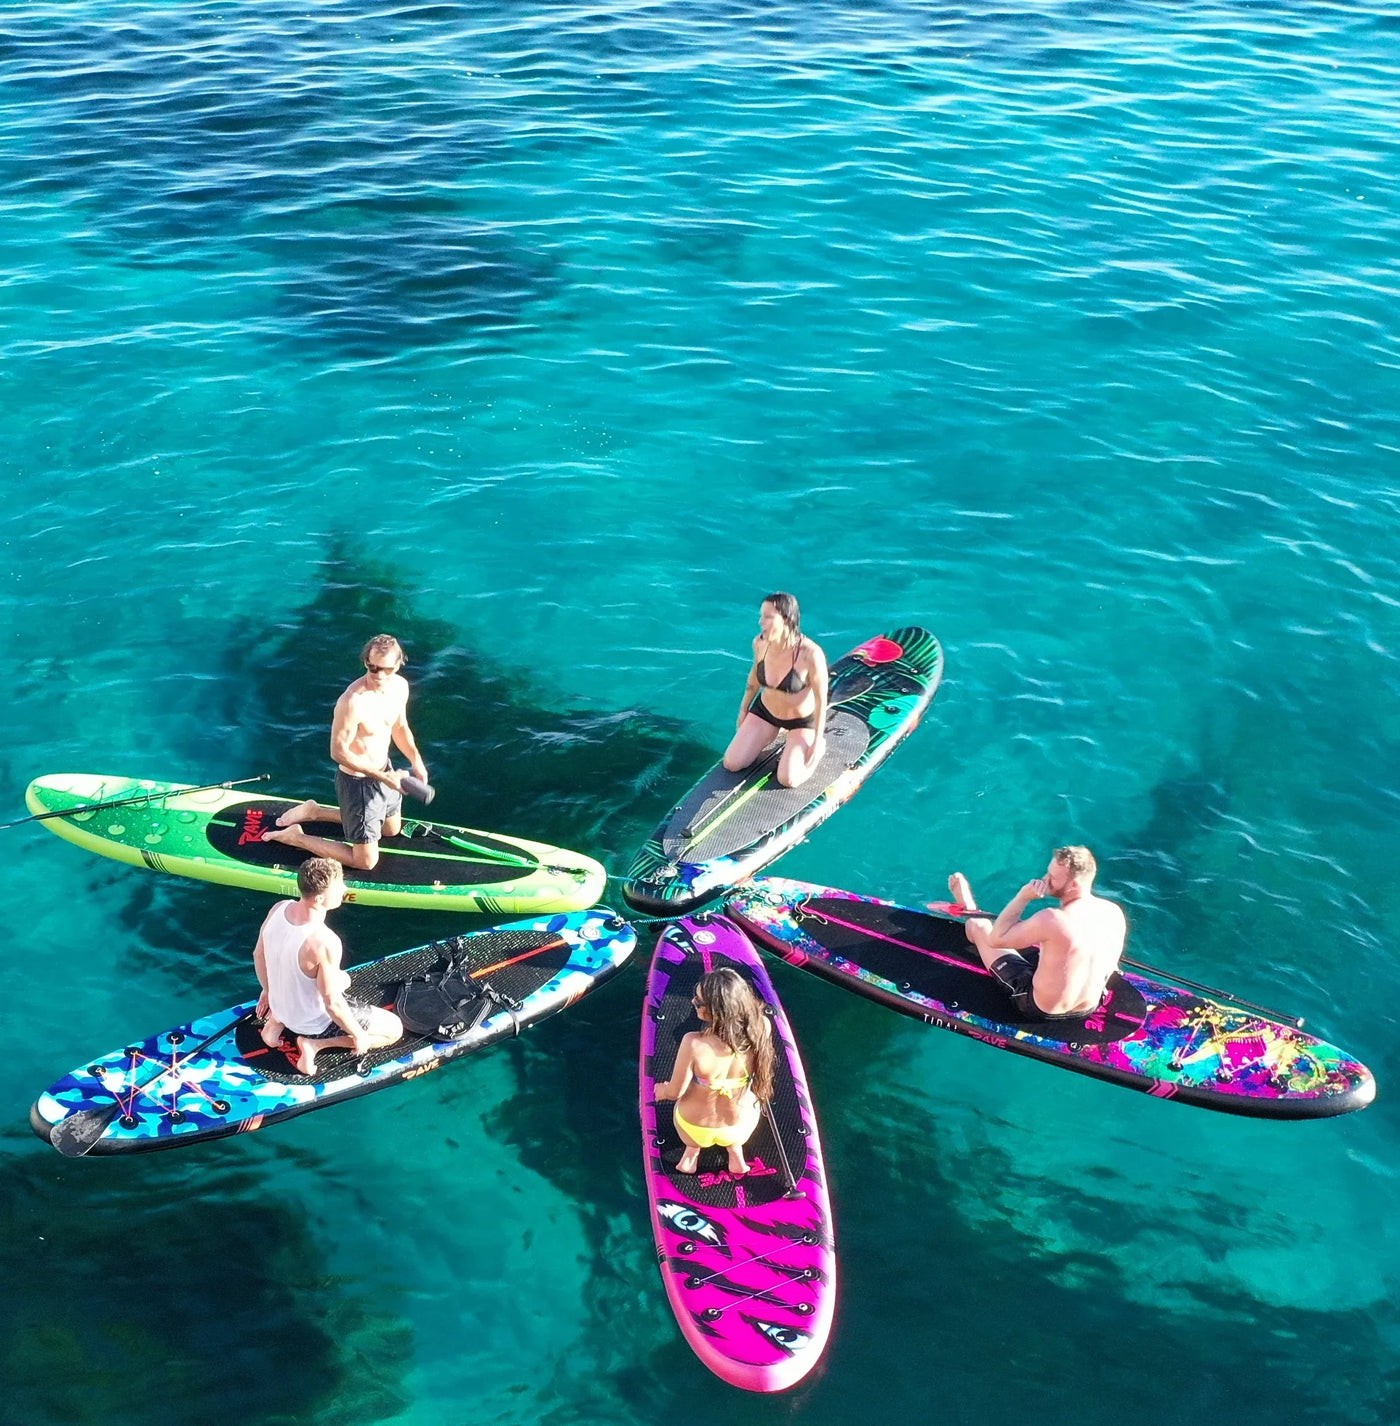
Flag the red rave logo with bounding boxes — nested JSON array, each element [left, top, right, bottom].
[[853, 636, 903, 665], [238, 809, 266, 846], [697, 1156, 780, 1188]]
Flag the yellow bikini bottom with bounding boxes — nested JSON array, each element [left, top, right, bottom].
[[674, 1106, 761, 1149]]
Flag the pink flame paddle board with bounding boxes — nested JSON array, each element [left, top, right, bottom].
[[639, 913, 836, 1391]]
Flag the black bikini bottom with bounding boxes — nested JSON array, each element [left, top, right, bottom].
[[748, 692, 817, 732]]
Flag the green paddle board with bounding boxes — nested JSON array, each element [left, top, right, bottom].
[[26, 774, 606, 914]]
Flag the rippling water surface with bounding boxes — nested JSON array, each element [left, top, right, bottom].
[[2, 2, 1398, 1421]]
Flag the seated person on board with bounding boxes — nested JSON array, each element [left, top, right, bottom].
[[253, 856, 403, 1076], [654, 968, 775, 1177], [947, 845, 1126, 1020]]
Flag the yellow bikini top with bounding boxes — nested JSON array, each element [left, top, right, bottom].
[[692, 1053, 751, 1098]]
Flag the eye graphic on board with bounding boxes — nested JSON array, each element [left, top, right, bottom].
[[658, 1200, 727, 1252], [744, 1316, 812, 1356]]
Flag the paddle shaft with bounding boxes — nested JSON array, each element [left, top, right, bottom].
[[679, 666, 878, 847], [6, 774, 271, 831], [937, 901, 1305, 1028], [1120, 956, 1305, 1028], [761, 1096, 802, 1197]]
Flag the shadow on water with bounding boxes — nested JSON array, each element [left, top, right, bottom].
[[265, 211, 554, 359], [0, 1133, 411, 1426], [110, 538, 716, 985], [13, 543, 718, 1425], [3, 5, 553, 355], [220, 539, 716, 877]]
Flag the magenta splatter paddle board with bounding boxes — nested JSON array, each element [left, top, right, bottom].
[[639, 913, 836, 1392], [727, 877, 1376, 1119]]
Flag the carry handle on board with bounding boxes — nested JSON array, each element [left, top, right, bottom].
[[3, 775, 271, 831], [50, 1009, 258, 1158]]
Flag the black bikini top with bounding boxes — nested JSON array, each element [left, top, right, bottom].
[[756, 636, 809, 695]]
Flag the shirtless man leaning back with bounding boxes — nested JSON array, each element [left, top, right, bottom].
[[262, 634, 429, 871], [948, 845, 1126, 1019]]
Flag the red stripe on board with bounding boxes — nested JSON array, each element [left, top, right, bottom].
[[802, 907, 992, 977], [470, 936, 568, 979]]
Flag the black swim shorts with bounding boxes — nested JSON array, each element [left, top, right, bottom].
[[989, 950, 1096, 1023], [748, 691, 818, 732], [302, 998, 380, 1039], [336, 768, 403, 845]]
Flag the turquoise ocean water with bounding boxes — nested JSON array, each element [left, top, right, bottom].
[[2, 0, 1398, 1419]]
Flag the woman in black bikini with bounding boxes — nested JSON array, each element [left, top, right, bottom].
[[722, 592, 828, 789]]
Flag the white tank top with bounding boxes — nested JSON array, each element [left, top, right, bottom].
[[264, 902, 329, 1035]]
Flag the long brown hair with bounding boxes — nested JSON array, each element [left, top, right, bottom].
[[695, 968, 775, 1103]]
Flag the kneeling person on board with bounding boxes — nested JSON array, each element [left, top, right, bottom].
[[654, 969, 775, 1176], [949, 845, 1126, 1020], [722, 592, 829, 790], [262, 633, 430, 871], [253, 856, 403, 1076]]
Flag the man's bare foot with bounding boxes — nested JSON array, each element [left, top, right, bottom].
[[676, 1148, 700, 1174], [296, 1038, 321, 1076], [276, 800, 318, 828], [947, 872, 978, 910], [262, 825, 308, 846]]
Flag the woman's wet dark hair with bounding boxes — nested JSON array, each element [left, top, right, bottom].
[[762, 592, 801, 640], [694, 968, 775, 1103]]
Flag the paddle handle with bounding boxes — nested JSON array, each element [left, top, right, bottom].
[[6, 774, 270, 831], [49, 1007, 257, 1157]]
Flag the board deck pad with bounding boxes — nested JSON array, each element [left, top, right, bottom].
[[728, 878, 1376, 1119], [640, 914, 836, 1392], [26, 774, 606, 913], [31, 912, 635, 1153], [786, 893, 1149, 1041], [233, 928, 574, 1084], [661, 712, 870, 864], [206, 801, 531, 886], [624, 628, 942, 914]]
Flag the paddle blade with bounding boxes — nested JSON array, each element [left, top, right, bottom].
[[828, 666, 875, 704], [49, 1106, 116, 1157]]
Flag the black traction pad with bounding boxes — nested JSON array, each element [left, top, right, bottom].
[[236, 928, 573, 1083], [793, 897, 1146, 1043], [646, 942, 812, 1211], [207, 801, 535, 887], [662, 711, 871, 864]]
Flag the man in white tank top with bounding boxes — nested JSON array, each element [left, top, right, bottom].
[[253, 857, 403, 1076]]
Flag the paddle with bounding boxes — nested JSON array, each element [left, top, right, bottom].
[[3, 774, 271, 831], [1119, 957, 1305, 1028], [50, 1008, 257, 1157], [929, 898, 1305, 1028], [761, 1097, 804, 1199], [678, 664, 879, 846]]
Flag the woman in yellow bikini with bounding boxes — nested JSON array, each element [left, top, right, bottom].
[[654, 967, 776, 1175]]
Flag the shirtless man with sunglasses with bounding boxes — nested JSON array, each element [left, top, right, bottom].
[[261, 634, 430, 872]]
